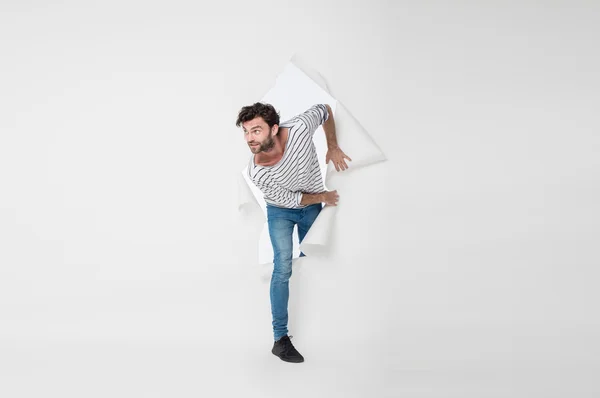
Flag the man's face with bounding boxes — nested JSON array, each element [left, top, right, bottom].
[[242, 117, 276, 154]]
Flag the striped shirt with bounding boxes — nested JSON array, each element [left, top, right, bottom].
[[247, 104, 329, 208]]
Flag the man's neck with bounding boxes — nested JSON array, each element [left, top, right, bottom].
[[255, 127, 288, 166]]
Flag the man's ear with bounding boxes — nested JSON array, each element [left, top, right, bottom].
[[271, 124, 279, 135]]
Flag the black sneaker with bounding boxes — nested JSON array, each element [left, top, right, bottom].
[[272, 335, 304, 363]]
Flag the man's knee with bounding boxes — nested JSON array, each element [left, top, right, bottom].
[[272, 269, 292, 283], [273, 251, 293, 281]]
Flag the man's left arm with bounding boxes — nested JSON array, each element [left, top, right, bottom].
[[322, 104, 352, 171]]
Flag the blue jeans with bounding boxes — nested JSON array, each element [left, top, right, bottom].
[[267, 202, 323, 341]]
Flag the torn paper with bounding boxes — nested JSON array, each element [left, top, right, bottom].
[[238, 55, 386, 265]]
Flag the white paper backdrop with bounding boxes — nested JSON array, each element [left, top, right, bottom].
[[2, 1, 600, 397]]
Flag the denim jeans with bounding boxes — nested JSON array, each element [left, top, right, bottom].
[[267, 202, 323, 341]]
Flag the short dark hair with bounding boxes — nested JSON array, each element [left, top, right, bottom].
[[236, 102, 280, 129]]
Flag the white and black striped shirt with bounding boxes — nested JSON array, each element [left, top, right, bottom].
[[247, 104, 329, 208]]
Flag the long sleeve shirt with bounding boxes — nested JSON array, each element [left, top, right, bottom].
[[247, 104, 329, 208]]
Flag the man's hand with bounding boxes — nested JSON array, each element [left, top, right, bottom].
[[322, 190, 339, 206], [326, 146, 352, 171]]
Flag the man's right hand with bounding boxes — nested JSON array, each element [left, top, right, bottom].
[[322, 190, 339, 206]]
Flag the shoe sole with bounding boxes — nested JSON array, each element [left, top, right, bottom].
[[272, 351, 304, 363]]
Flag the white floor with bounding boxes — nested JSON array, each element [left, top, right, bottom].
[[2, 326, 598, 398]]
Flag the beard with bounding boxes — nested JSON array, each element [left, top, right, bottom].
[[249, 133, 275, 153]]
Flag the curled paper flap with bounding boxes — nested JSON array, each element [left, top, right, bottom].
[[237, 172, 259, 212], [298, 204, 337, 257], [288, 54, 330, 93], [238, 55, 386, 265], [328, 101, 387, 170]]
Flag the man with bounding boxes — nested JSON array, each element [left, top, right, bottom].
[[236, 102, 351, 363]]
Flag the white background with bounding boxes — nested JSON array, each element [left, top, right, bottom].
[[1, 1, 599, 397]]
